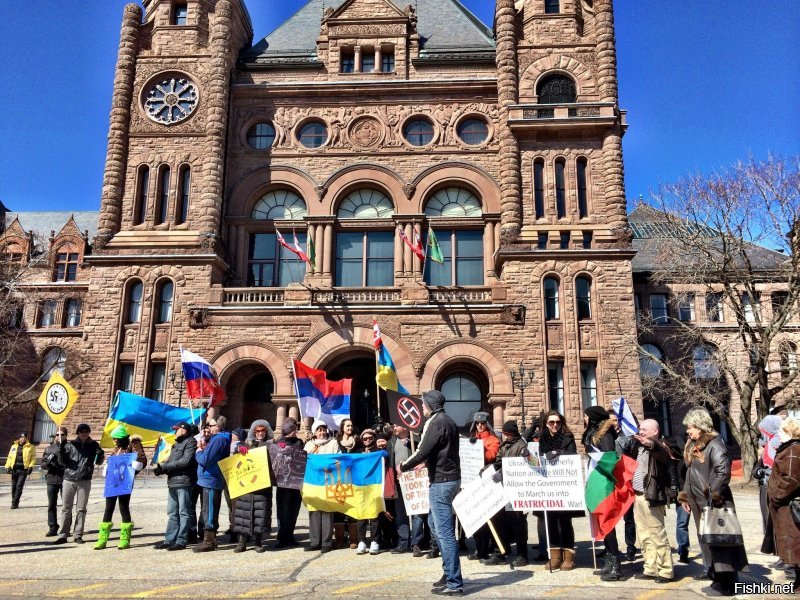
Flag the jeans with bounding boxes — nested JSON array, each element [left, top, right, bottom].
[[47, 483, 61, 531], [429, 480, 463, 590], [676, 504, 690, 554], [165, 486, 192, 546], [59, 479, 92, 539], [11, 469, 28, 505], [200, 487, 223, 532], [393, 496, 411, 550], [412, 514, 439, 550]]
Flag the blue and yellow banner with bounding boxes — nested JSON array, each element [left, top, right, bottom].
[[376, 344, 409, 395], [100, 391, 205, 450], [302, 452, 386, 520]]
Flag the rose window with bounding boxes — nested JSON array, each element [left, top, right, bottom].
[[144, 77, 199, 125]]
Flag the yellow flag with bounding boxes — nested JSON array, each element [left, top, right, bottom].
[[218, 445, 271, 500], [37, 372, 79, 426]]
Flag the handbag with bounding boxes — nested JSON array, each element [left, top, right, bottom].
[[699, 503, 744, 547], [790, 499, 800, 527]]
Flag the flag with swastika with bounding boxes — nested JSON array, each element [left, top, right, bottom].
[[386, 390, 425, 433]]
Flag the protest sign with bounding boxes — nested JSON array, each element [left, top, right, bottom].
[[502, 455, 586, 512], [398, 467, 430, 515], [104, 453, 136, 498], [268, 443, 307, 490], [527, 442, 541, 467], [453, 468, 508, 537], [459, 437, 485, 486], [219, 445, 271, 499]]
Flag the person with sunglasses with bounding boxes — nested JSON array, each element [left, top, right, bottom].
[[193, 415, 231, 552], [303, 420, 341, 553], [232, 419, 274, 553], [41, 427, 67, 536]]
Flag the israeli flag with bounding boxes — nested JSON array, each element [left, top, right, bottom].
[[612, 396, 639, 437]]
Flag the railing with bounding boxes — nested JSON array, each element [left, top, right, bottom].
[[312, 288, 401, 304], [516, 102, 614, 121], [428, 287, 492, 303], [223, 288, 285, 305]]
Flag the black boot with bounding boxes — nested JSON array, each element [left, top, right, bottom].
[[254, 534, 266, 553], [234, 534, 247, 553], [600, 554, 622, 581], [793, 566, 800, 586], [594, 555, 613, 576], [193, 530, 217, 553]]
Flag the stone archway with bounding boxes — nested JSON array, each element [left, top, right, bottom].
[[220, 363, 277, 430]]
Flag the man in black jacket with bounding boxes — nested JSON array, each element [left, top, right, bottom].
[[41, 427, 67, 536], [400, 390, 463, 595], [152, 422, 198, 551], [54, 423, 104, 544]]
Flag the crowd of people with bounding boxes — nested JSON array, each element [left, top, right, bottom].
[[5, 392, 800, 597]]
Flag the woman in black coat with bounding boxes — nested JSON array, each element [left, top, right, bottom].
[[232, 419, 274, 553]]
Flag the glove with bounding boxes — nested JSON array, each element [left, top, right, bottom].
[[469, 437, 477, 444], [545, 450, 559, 461], [239, 445, 249, 455], [153, 464, 163, 476], [27, 468, 33, 475], [131, 461, 143, 472], [491, 470, 503, 484], [6, 468, 11, 475]]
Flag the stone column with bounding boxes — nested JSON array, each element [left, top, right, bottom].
[[323, 224, 333, 275], [288, 404, 300, 421], [314, 223, 324, 275], [354, 46, 362, 73], [394, 223, 403, 276], [236, 224, 247, 281], [373, 47, 381, 73], [404, 223, 413, 275], [595, 0, 619, 105], [95, 3, 142, 248], [275, 404, 287, 429], [483, 221, 495, 278], [412, 223, 422, 276], [307, 223, 316, 274]]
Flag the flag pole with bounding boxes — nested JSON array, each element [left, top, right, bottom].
[[375, 348, 382, 426]]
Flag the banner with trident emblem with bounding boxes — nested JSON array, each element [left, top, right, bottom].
[[302, 452, 386, 520]]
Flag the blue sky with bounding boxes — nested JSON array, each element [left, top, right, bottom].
[[0, 1, 797, 213]]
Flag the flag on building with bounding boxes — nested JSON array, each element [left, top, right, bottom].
[[611, 396, 640, 437], [100, 391, 206, 450], [304, 231, 316, 271], [376, 343, 409, 395], [427, 227, 444, 264], [302, 452, 385, 520], [585, 452, 638, 540], [372, 319, 382, 349], [37, 371, 79, 426], [181, 348, 226, 407], [398, 225, 424, 261], [275, 228, 311, 265], [293, 359, 351, 431]]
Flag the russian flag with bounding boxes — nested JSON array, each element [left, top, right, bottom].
[[293, 360, 351, 431], [181, 348, 226, 407]]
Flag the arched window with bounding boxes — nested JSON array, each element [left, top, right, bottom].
[[439, 371, 484, 429], [248, 232, 308, 287], [536, 73, 577, 104], [543, 276, 560, 320], [337, 189, 394, 219], [32, 406, 57, 444], [424, 188, 482, 217], [555, 158, 566, 218], [127, 281, 144, 324], [251, 190, 307, 220], [639, 343, 664, 378], [176, 165, 191, 224], [780, 342, 798, 375], [577, 157, 588, 218], [65, 299, 82, 327], [134, 166, 150, 225], [534, 158, 545, 218], [42, 347, 66, 379], [576, 276, 592, 320], [580, 362, 597, 411], [693, 344, 719, 379], [38, 300, 57, 328], [155, 165, 170, 225], [156, 280, 174, 324]]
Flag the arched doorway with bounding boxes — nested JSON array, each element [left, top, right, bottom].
[[327, 353, 384, 432], [435, 363, 490, 432], [220, 364, 277, 430]]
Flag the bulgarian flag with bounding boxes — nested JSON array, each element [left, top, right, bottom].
[[585, 452, 638, 540]]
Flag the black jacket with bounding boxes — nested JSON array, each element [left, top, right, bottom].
[[41, 442, 65, 485], [538, 429, 577, 458], [494, 436, 529, 470], [58, 437, 104, 481], [618, 435, 677, 507], [400, 410, 460, 483], [158, 433, 197, 488], [232, 439, 273, 538]]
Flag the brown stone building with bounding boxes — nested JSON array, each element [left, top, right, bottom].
[[2, 0, 644, 450]]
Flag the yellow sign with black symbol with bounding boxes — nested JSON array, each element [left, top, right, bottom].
[[218, 445, 271, 499], [37, 372, 79, 426]]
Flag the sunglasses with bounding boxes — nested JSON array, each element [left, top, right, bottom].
[[547, 420, 561, 425], [362, 436, 374, 440]]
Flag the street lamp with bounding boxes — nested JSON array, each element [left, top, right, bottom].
[[169, 367, 186, 408], [510, 362, 535, 429]]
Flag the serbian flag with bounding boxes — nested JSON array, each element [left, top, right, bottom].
[[585, 452, 638, 540], [181, 348, 226, 407], [398, 225, 425, 261], [276, 228, 311, 265], [293, 360, 351, 431]]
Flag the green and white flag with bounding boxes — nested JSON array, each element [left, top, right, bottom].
[[428, 228, 444, 265]]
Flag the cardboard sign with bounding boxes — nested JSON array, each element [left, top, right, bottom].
[[219, 446, 271, 499], [398, 467, 430, 515], [453, 468, 508, 537], [459, 437, 485, 486], [104, 453, 136, 498], [37, 372, 78, 426], [267, 443, 307, 490], [502, 455, 586, 512]]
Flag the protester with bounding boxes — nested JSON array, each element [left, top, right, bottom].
[[215, 417, 236, 542], [40, 427, 67, 535], [153, 421, 197, 551], [766, 417, 800, 586], [54, 423, 104, 545], [337, 418, 361, 453], [538, 410, 579, 571], [666, 433, 690, 563], [304, 419, 341, 553], [618, 419, 675, 583], [582, 406, 623, 581], [390, 423, 414, 554], [678, 408, 749, 597], [401, 390, 463, 595], [465, 412, 500, 562], [754, 415, 782, 559], [193, 416, 231, 552], [355, 429, 383, 555], [275, 420, 304, 548], [232, 420, 274, 553], [93, 425, 147, 550], [5, 432, 36, 509]]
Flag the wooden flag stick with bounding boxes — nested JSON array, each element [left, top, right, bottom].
[[487, 518, 506, 556]]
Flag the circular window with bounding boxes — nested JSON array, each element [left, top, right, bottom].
[[456, 118, 489, 145], [246, 123, 276, 150], [403, 118, 435, 146], [143, 75, 199, 125], [297, 121, 328, 149]]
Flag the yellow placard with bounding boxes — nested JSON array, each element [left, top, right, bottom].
[[37, 372, 79, 426], [218, 445, 271, 499]]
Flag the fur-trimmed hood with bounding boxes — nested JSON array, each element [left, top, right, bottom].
[[684, 431, 719, 465], [592, 419, 615, 446]]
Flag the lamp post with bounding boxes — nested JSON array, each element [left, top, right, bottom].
[[169, 367, 186, 408], [510, 362, 535, 429]]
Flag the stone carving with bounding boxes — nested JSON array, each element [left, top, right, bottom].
[[348, 116, 383, 149], [124, 328, 137, 350], [580, 324, 596, 349], [331, 24, 406, 36], [402, 184, 416, 199], [189, 308, 209, 329]]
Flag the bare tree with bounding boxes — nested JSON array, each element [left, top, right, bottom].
[[633, 155, 800, 480]]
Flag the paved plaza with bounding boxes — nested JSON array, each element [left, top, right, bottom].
[[0, 474, 792, 599]]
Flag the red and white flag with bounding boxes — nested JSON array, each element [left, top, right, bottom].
[[372, 319, 382, 350], [397, 225, 425, 261], [276, 229, 310, 264]]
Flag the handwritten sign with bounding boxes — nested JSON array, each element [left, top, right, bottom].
[[219, 446, 271, 499], [453, 468, 508, 537], [502, 455, 585, 512], [398, 467, 430, 515], [268, 443, 307, 490], [459, 437, 485, 486], [104, 453, 136, 498]]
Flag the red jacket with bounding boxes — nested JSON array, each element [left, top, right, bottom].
[[476, 429, 500, 464]]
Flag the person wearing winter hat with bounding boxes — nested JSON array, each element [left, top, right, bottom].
[[5, 432, 35, 509], [400, 390, 463, 595], [356, 429, 382, 555], [231, 420, 274, 553], [303, 420, 341, 552], [53, 423, 104, 545], [41, 428, 67, 535], [152, 422, 197, 551], [275, 419, 304, 548], [193, 415, 232, 552], [467, 413, 500, 562], [92, 424, 147, 550]]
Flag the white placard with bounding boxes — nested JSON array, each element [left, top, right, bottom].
[[453, 468, 508, 537], [527, 442, 541, 467], [398, 467, 430, 515], [459, 437, 485, 486], [502, 455, 586, 512]]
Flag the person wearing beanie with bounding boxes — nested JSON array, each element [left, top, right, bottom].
[[152, 421, 197, 551], [193, 415, 231, 553], [303, 420, 341, 553], [41, 427, 67, 535], [231, 420, 274, 553], [275, 419, 304, 548], [467, 412, 500, 562], [53, 423, 104, 545], [400, 390, 463, 595], [93, 424, 147, 550], [5, 432, 35, 509]]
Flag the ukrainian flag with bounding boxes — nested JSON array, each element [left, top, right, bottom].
[[302, 452, 385, 520], [376, 344, 409, 395], [100, 391, 205, 450]]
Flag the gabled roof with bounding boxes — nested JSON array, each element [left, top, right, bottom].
[[245, 0, 494, 64], [5, 212, 99, 252]]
